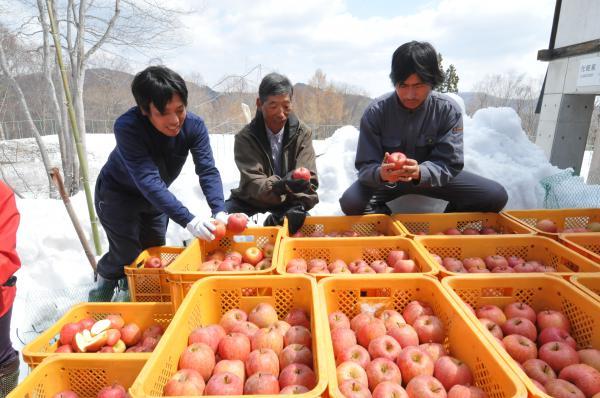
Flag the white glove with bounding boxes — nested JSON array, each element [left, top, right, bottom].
[[214, 211, 229, 225], [186, 216, 216, 241]]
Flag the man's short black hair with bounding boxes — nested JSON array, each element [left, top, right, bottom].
[[258, 72, 293, 103], [131, 66, 188, 114], [389, 41, 444, 88]]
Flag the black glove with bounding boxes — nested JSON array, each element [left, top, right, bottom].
[[285, 204, 308, 235], [272, 173, 310, 195]]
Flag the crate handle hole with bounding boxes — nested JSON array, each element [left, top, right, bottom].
[[242, 287, 272, 297], [233, 235, 256, 243]]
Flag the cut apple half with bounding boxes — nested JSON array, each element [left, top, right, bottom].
[[90, 319, 112, 336]]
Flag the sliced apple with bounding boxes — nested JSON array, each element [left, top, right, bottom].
[[85, 330, 108, 352], [90, 319, 112, 336], [112, 339, 126, 353], [73, 332, 88, 353], [107, 314, 125, 329]]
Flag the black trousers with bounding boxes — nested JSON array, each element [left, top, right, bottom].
[[0, 308, 16, 366], [339, 170, 508, 215], [95, 177, 168, 281]]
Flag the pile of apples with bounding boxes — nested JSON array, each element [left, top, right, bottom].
[[291, 230, 385, 238], [536, 219, 600, 234], [285, 250, 419, 274], [163, 303, 316, 396], [57, 315, 163, 353], [473, 302, 600, 398], [330, 300, 486, 398], [199, 243, 275, 272], [52, 384, 129, 398], [430, 253, 557, 273], [415, 227, 500, 236]]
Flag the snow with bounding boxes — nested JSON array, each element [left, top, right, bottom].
[[6, 100, 593, 379]]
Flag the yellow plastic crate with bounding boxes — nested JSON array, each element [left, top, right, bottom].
[[165, 226, 281, 309], [276, 236, 438, 279], [503, 208, 600, 239], [281, 214, 404, 238], [414, 235, 600, 277], [570, 273, 600, 302], [318, 275, 526, 398], [22, 302, 173, 368], [559, 232, 600, 264], [441, 274, 600, 398], [8, 356, 145, 398], [125, 246, 183, 302], [392, 212, 534, 237], [129, 275, 327, 398]]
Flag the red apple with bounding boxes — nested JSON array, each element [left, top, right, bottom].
[[412, 315, 444, 344], [503, 302, 536, 324], [248, 303, 278, 328], [501, 317, 537, 342], [372, 381, 408, 398], [179, 342, 215, 381], [538, 327, 576, 349], [507, 256, 525, 268], [405, 375, 447, 398], [447, 385, 487, 398], [230, 321, 259, 339], [522, 358, 557, 385], [502, 334, 537, 363], [284, 308, 311, 329], [280, 385, 310, 394], [476, 305, 506, 326], [211, 220, 227, 240], [242, 246, 264, 265], [205, 372, 243, 396], [393, 259, 418, 273], [396, 346, 434, 384], [56, 344, 74, 353], [332, 327, 358, 357], [227, 213, 248, 234], [188, 324, 226, 352], [213, 360, 245, 383], [444, 228, 461, 235], [578, 348, 600, 372], [442, 257, 467, 273], [120, 323, 142, 347], [339, 380, 372, 398], [366, 357, 402, 390], [329, 311, 351, 330], [292, 167, 311, 181], [243, 372, 280, 394], [60, 322, 82, 346], [144, 256, 162, 268], [245, 348, 279, 378], [537, 310, 570, 333], [539, 341, 580, 373], [96, 383, 127, 398], [357, 318, 386, 347], [559, 363, 600, 398], [219, 309, 247, 333], [78, 318, 95, 331], [279, 343, 313, 369], [285, 325, 312, 348], [403, 301, 434, 326], [163, 368, 205, 396], [418, 343, 448, 363], [351, 313, 374, 332], [484, 255, 508, 270], [388, 324, 419, 348], [385, 152, 407, 170], [479, 318, 503, 341], [368, 335, 402, 361], [544, 379, 585, 398], [336, 361, 368, 387], [336, 344, 370, 368], [279, 363, 316, 389], [434, 355, 473, 391], [462, 228, 480, 235], [536, 219, 557, 233], [218, 332, 251, 361]]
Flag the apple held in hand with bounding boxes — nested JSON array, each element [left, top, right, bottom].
[[144, 256, 163, 269], [385, 152, 407, 170], [212, 220, 227, 240], [227, 213, 247, 234], [292, 167, 311, 181]]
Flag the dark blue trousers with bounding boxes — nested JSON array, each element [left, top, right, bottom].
[[339, 170, 508, 215], [94, 177, 168, 281]]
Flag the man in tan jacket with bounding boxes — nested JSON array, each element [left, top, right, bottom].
[[226, 73, 318, 230]]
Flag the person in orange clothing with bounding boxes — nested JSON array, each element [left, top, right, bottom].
[[0, 181, 20, 395]]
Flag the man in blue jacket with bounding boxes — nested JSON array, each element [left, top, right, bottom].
[[90, 66, 227, 302], [339, 41, 508, 215]]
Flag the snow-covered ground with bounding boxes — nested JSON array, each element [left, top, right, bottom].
[[6, 97, 595, 379]]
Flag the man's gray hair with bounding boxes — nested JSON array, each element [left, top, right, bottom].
[[258, 72, 293, 103]]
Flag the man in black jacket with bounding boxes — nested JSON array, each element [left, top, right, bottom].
[[226, 73, 319, 230]]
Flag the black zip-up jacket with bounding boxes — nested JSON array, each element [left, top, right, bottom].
[[229, 111, 319, 211]]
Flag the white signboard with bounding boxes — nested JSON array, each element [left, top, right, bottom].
[[577, 57, 600, 87]]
